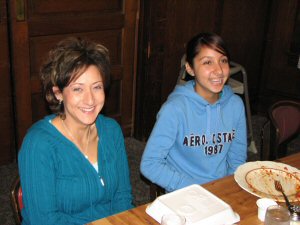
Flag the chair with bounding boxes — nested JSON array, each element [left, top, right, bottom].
[[262, 100, 300, 160], [178, 55, 257, 153], [150, 183, 165, 201], [10, 175, 23, 225]]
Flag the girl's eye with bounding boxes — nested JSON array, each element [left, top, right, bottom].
[[203, 60, 212, 65]]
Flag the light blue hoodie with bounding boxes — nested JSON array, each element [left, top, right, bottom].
[[140, 80, 247, 192]]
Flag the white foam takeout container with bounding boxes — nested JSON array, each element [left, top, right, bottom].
[[146, 184, 240, 225]]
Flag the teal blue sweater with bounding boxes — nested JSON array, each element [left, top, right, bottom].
[[18, 114, 133, 225]]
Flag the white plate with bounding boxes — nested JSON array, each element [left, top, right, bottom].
[[146, 184, 240, 225], [234, 161, 300, 202]]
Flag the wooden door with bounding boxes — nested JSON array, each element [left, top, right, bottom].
[[0, 0, 15, 164], [9, 0, 139, 147]]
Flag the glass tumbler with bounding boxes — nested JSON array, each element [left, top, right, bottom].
[[264, 205, 290, 225]]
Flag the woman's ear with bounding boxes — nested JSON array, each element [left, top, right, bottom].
[[185, 63, 195, 76], [52, 86, 63, 102]]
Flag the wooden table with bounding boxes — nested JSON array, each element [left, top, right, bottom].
[[88, 152, 300, 225]]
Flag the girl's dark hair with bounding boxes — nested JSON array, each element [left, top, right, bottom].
[[186, 32, 230, 67], [40, 37, 110, 115]]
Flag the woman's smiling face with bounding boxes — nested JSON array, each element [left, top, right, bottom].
[[186, 46, 230, 103], [56, 65, 105, 126]]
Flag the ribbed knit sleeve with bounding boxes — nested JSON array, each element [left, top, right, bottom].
[[18, 126, 80, 225], [108, 121, 133, 213]]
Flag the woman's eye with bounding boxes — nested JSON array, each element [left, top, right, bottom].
[[72, 87, 82, 92], [221, 58, 228, 64], [94, 85, 103, 90]]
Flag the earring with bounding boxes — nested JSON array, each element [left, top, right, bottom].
[[58, 100, 63, 105]]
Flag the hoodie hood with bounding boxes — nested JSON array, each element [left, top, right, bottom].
[[168, 80, 234, 108], [167, 80, 234, 137]]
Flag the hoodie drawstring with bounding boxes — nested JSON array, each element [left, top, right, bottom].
[[206, 105, 211, 141]]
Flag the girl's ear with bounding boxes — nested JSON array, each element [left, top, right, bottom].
[[185, 63, 195, 76], [52, 86, 63, 101]]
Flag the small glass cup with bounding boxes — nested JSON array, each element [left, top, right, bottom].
[[256, 198, 278, 221], [161, 213, 186, 225], [264, 205, 290, 225]]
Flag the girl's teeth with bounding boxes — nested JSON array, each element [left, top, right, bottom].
[[212, 79, 222, 84]]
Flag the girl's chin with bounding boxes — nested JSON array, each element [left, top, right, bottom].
[[210, 86, 224, 93]]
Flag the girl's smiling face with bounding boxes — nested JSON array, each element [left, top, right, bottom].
[[54, 65, 105, 126], [186, 46, 230, 103]]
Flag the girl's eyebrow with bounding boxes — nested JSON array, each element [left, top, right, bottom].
[[198, 55, 228, 60], [198, 56, 213, 60]]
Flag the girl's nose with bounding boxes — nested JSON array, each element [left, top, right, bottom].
[[214, 62, 224, 75]]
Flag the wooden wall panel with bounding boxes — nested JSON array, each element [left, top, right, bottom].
[[29, 31, 123, 81], [0, 0, 15, 164], [31, 93, 49, 121], [9, 0, 138, 148], [29, 0, 121, 14]]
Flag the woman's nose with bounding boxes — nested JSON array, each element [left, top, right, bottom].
[[83, 89, 94, 105]]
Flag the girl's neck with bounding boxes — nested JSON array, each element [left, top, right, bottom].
[[194, 86, 220, 104]]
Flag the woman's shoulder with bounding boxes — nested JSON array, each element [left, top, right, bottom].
[[97, 114, 119, 127], [21, 115, 64, 151], [19, 116, 60, 158], [26, 115, 55, 137], [96, 114, 122, 134]]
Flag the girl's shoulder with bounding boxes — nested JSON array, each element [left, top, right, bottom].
[[228, 94, 245, 107]]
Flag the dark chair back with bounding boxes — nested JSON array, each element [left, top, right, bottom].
[[10, 175, 23, 225], [268, 100, 300, 160], [150, 183, 165, 201], [260, 120, 271, 160]]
